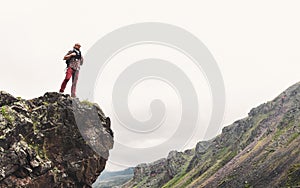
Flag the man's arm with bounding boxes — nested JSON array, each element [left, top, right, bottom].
[[63, 51, 76, 60]]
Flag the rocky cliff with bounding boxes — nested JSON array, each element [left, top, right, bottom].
[[0, 92, 114, 188], [122, 82, 300, 188], [122, 149, 195, 188]]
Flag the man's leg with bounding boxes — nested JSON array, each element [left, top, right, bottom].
[[71, 70, 79, 97], [59, 67, 73, 93]]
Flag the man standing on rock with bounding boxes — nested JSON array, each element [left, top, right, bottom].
[[59, 43, 83, 98]]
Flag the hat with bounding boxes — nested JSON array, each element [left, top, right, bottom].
[[74, 43, 81, 47]]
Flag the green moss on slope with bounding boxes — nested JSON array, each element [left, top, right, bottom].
[[286, 163, 300, 187]]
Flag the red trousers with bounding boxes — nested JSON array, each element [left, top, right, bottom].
[[59, 67, 79, 97]]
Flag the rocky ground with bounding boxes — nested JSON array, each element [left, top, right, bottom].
[[122, 82, 300, 188], [0, 92, 114, 188]]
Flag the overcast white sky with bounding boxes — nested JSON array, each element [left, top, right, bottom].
[[1, 1, 300, 171]]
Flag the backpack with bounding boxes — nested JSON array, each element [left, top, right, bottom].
[[65, 58, 71, 67], [65, 49, 81, 67]]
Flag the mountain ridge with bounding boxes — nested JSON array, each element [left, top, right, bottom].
[[122, 82, 300, 188]]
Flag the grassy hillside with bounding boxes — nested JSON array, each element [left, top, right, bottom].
[[122, 82, 300, 188]]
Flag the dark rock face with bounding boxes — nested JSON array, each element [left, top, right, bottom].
[[122, 82, 300, 188], [122, 150, 194, 188], [0, 91, 113, 188]]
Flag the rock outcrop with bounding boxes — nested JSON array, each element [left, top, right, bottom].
[[0, 92, 113, 188], [122, 149, 194, 188], [122, 82, 300, 188]]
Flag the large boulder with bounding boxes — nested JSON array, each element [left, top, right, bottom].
[[0, 92, 113, 188]]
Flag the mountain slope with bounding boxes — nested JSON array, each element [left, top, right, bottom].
[[122, 82, 300, 188], [0, 92, 114, 187]]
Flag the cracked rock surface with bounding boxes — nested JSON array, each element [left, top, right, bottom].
[[0, 91, 113, 188]]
